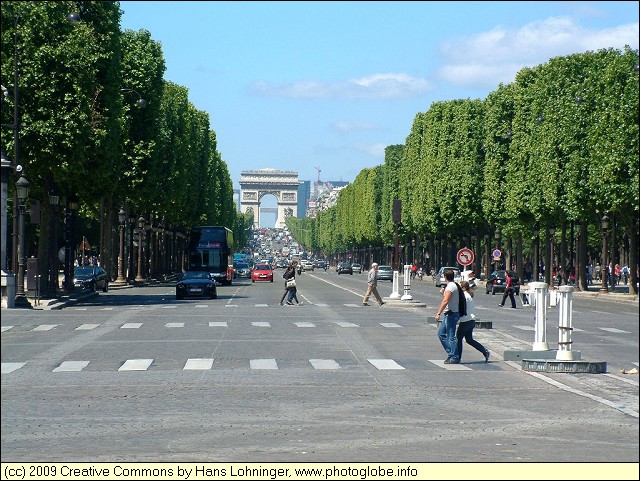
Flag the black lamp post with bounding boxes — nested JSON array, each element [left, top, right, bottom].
[[600, 215, 609, 293], [64, 197, 79, 290], [47, 187, 60, 296], [14, 173, 30, 308], [484, 233, 490, 279], [135, 215, 145, 282], [533, 223, 540, 282], [549, 224, 556, 287], [120, 88, 147, 108], [494, 228, 501, 270], [115, 207, 127, 283], [411, 238, 416, 266]]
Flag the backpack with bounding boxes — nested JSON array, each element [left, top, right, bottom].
[[455, 282, 467, 317]]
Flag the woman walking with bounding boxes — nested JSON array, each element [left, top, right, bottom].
[[455, 281, 490, 362], [280, 261, 300, 305]]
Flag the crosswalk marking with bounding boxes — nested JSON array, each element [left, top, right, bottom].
[[162, 305, 177, 309], [344, 303, 361, 308], [380, 323, 402, 328], [368, 359, 404, 370], [121, 323, 142, 329], [430, 360, 473, 370], [599, 327, 631, 334], [252, 321, 271, 327], [513, 325, 535, 331], [250, 359, 278, 370], [32, 325, 57, 331], [295, 322, 316, 328], [195, 305, 208, 308], [225, 304, 238, 308], [184, 358, 214, 370], [1, 326, 14, 332], [100, 307, 114, 311], [314, 303, 329, 307], [310, 359, 340, 370], [209, 321, 227, 327], [1, 362, 25, 373], [129, 306, 145, 310], [166, 322, 185, 328], [119, 359, 153, 371], [255, 303, 269, 307], [76, 324, 99, 330], [334, 321, 359, 327], [53, 361, 90, 372]]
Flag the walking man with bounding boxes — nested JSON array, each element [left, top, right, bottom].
[[362, 262, 385, 306], [435, 269, 461, 364]]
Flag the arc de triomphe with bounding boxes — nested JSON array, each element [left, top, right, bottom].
[[239, 169, 299, 228]]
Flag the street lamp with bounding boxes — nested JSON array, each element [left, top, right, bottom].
[[494, 228, 501, 270], [411, 238, 416, 266], [135, 215, 145, 282], [484, 233, 490, 279], [120, 88, 147, 108], [64, 196, 79, 290], [47, 186, 59, 296], [14, 172, 30, 308], [549, 224, 556, 287], [600, 215, 609, 294], [533, 223, 540, 282], [115, 207, 127, 284]]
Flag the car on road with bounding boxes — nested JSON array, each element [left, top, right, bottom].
[[300, 259, 315, 271], [251, 263, 274, 282], [351, 263, 363, 274], [377, 265, 393, 281], [336, 262, 353, 275], [233, 262, 251, 278], [176, 271, 217, 300], [72, 266, 109, 292], [486, 270, 520, 295], [435, 266, 461, 287]]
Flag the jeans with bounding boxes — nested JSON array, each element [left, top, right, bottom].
[[438, 312, 460, 362], [455, 320, 487, 361]]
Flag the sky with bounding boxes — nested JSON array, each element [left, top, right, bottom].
[[118, 1, 639, 195]]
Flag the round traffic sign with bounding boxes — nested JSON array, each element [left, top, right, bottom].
[[457, 248, 474, 266]]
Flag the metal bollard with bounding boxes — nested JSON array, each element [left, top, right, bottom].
[[401, 264, 413, 300], [556, 285, 575, 360], [529, 282, 550, 351]]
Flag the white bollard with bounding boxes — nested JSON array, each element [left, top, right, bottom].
[[556, 285, 575, 361], [390, 271, 401, 299], [529, 282, 550, 351], [401, 264, 413, 300]]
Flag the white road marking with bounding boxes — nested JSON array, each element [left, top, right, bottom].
[[119, 359, 153, 371], [166, 322, 185, 328], [250, 359, 278, 370], [1, 362, 25, 373], [255, 303, 269, 307], [121, 323, 142, 329], [344, 303, 361, 308], [310, 359, 340, 370], [295, 322, 316, 328], [598, 327, 631, 334], [368, 359, 404, 370], [380, 323, 402, 328], [1, 326, 14, 332], [53, 361, 90, 372], [75, 324, 100, 330], [252, 321, 271, 327], [334, 321, 359, 327], [162, 305, 177, 309], [513, 325, 535, 331], [430, 360, 473, 371], [209, 322, 227, 327], [32, 325, 57, 331], [184, 358, 214, 370], [195, 305, 208, 308]]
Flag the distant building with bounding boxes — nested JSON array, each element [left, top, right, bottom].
[[306, 180, 350, 218], [298, 180, 310, 218]]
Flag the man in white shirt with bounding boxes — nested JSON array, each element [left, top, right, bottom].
[[435, 269, 460, 364]]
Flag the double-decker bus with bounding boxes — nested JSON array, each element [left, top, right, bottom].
[[186, 226, 234, 286]]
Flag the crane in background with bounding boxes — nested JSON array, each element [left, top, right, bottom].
[[314, 166, 321, 184]]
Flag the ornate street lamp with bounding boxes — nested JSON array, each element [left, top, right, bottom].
[[47, 186, 60, 296], [120, 88, 147, 108], [135, 215, 145, 282], [14, 173, 30, 307], [600, 215, 609, 294], [533, 223, 540, 282], [115, 207, 127, 283], [494, 228, 501, 270], [411, 238, 416, 266], [549, 224, 556, 287]]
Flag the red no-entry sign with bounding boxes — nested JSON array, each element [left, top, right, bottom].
[[457, 248, 474, 266]]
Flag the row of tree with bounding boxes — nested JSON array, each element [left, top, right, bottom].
[[1, 1, 243, 289], [287, 47, 639, 295]]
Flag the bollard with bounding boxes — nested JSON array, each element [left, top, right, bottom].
[[529, 282, 550, 351], [556, 285, 574, 361], [401, 264, 413, 300], [390, 271, 401, 299]]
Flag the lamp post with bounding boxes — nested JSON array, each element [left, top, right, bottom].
[[494, 228, 501, 270], [600, 215, 609, 294], [64, 197, 79, 290], [549, 224, 556, 287], [411, 238, 415, 266], [14, 173, 30, 308], [533, 223, 540, 282], [484, 233, 490, 279], [47, 187, 59, 296], [135, 215, 145, 282], [115, 207, 127, 284], [120, 88, 147, 108]]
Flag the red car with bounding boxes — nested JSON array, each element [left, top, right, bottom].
[[251, 263, 274, 282]]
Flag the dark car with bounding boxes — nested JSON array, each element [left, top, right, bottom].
[[176, 271, 217, 300], [377, 265, 393, 281], [72, 266, 109, 292], [485, 270, 520, 295], [233, 262, 251, 278], [337, 262, 353, 275]]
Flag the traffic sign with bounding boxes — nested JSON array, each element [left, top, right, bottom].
[[457, 248, 474, 266], [492, 249, 502, 260]]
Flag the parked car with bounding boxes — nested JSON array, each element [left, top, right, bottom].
[[72, 266, 109, 292], [351, 263, 363, 274], [435, 266, 461, 287], [377, 265, 393, 281], [176, 271, 217, 300], [233, 262, 251, 279], [336, 262, 353, 275], [251, 263, 274, 282], [486, 270, 520, 295]]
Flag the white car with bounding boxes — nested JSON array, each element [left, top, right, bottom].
[[435, 267, 461, 287]]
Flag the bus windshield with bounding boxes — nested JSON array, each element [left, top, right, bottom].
[[187, 226, 234, 285]]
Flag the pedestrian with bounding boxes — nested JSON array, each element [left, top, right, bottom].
[[622, 264, 629, 285], [362, 262, 385, 306], [435, 269, 462, 364], [498, 270, 517, 308], [594, 263, 601, 281], [280, 261, 301, 305], [455, 281, 490, 363]]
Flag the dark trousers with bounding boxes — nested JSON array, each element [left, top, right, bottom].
[[500, 288, 516, 308], [455, 320, 488, 360]]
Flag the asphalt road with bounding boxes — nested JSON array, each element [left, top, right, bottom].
[[1, 269, 638, 464]]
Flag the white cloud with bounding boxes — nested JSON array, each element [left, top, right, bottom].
[[251, 73, 431, 99], [332, 121, 379, 133], [438, 16, 639, 88]]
